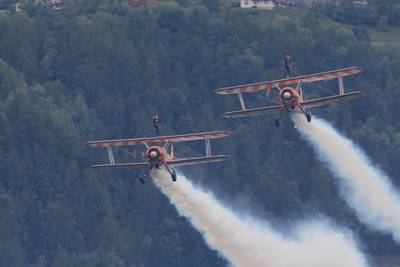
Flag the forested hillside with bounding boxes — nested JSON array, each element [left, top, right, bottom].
[[0, 0, 399, 266], [315, 0, 400, 27]]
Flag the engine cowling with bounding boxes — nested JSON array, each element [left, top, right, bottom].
[[146, 146, 163, 162], [280, 88, 295, 103]]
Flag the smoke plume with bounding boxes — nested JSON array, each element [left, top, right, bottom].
[[292, 113, 400, 242], [151, 169, 368, 267]]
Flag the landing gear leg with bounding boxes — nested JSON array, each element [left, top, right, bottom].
[[274, 109, 284, 127], [274, 118, 280, 127], [138, 174, 146, 185], [299, 106, 312, 123], [165, 165, 177, 182]]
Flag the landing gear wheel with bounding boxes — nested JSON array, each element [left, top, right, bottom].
[[139, 174, 146, 185], [274, 118, 280, 127], [171, 169, 177, 182], [306, 112, 312, 122]]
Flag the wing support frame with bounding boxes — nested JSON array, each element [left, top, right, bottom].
[[338, 75, 344, 95], [295, 80, 303, 101], [238, 93, 246, 110], [107, 146, 116, 165], [163, 141, 170, 149], [274, 83, 283, 92], [143, 142, 149, 149], [205, 139, 211, 157]]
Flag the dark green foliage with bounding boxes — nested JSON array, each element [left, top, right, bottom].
[[316, 0, 400, 27], [0, 0, 399, 265]]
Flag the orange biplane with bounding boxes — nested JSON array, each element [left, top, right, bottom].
[[85, 131, 232, 183], [215, 67, 365, 126]]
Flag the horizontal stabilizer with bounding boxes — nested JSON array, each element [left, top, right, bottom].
[[85, 130, 232, 148], [224, 105, 282, 118], [301, 91, 365, 108]]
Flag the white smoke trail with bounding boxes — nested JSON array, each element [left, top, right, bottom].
[[151, 169, 368, 267], [292, 113, 400, 242]]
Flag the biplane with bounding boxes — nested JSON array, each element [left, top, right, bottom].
[[215, 67, 365, 126], [85, 131, 232, 183]]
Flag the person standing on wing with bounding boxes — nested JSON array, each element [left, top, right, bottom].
[[152, 115, 161, 135], [284, 55, 293, 78]]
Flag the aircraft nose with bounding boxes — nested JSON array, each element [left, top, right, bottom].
[[283, 92, 291, 99], [150, 151, 158, 158]]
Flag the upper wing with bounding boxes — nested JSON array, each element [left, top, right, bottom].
[[85, 130, 232, 148], [215, 67, 362, 95], [90, 162, 150, 169], [223, 105, 282, 118], [301, 91, 365, 108], [167, 155, 231, 167]]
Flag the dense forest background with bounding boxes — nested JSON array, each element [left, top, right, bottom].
[[316, 0, 400, 28], [0, 0, 399, 266]]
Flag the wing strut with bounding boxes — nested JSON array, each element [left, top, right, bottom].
[[295, 80, 303, 101], [163, 141, 170, 149], [274, 83, 283, 92], [205, 139, 211, 157], [338, 75, 344, 95], [238, 93, 246, 110], [107, 146, 116, 165], [143, 142, 149, 149]]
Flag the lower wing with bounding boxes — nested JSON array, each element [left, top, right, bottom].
[[224, 105, 282, 118], [90, 155, 231, 169], [301, 91, 365, 108], [167, 155, 231, 167], [91, 162, 150, 169]]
